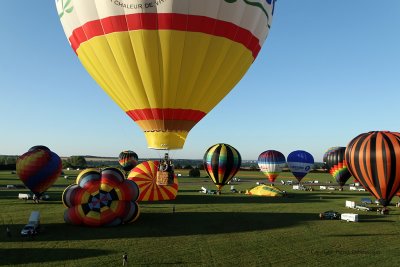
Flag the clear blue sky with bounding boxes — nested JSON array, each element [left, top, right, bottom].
[[1, 1, 399, 161]]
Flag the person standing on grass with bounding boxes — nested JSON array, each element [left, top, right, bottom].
[[122, 252, 128, 266], [6, 226, 11, 238]]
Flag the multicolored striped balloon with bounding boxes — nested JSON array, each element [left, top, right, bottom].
[[287, 150, 314, 183], [257, 150, 286, 183], [62, 168, 140, 226], [325, 147, 352, 188], [128, 161, 178, 201], [203, 143, 241, 192], [345, 131, 400, 207], [16, 146, 62, 197], [56, 0, 276, 150], [118, 150, 139, 172]]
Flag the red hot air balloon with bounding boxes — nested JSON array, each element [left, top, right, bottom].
[[345, 131, 400, 207], [16, 146, 62, 198]]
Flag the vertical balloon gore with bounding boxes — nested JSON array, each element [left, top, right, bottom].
[[56, 0, 276, 150], [323, 146, 339, 169], [345, 131, 400, 207]]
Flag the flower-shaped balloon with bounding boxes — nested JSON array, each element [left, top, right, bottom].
[[62, 168, 140, 226]]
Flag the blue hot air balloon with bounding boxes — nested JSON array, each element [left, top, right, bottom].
[[287, 150, 314, 183]]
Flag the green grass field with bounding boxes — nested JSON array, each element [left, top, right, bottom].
[[1, 170, 399, 266]]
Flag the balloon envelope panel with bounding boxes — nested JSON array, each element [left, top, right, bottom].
[[16, 146, 62, 196], [128, 161, 178, 201], [323, 146, 339, 168], [203, 143, 241, 190], [56, 0, 276, 150], [62, 168, 140, 226], [257, 150, 286, 183], [345, 131, 400, 207]]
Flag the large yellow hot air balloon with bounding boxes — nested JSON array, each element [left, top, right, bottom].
[[56, 0, 276, 149]]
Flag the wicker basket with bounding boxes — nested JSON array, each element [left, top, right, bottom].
[[156, 171, 174, 185]]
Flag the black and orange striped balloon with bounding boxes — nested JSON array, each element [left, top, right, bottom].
[[345, 131, 400, 207]]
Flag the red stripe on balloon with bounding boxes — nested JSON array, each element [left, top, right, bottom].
[[126, 108, 206, 122], [70, 13, 261, 59]]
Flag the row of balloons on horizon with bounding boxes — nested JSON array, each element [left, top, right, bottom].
[[14, 131, 400, 227]]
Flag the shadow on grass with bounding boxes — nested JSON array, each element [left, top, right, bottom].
[[167, 192, 347, 205], [0, 248, 111, 266], [23, 211, 317, 241], [327, 233, 395, 237]]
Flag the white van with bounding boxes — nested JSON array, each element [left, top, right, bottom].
[[21, 211, 40, 236]]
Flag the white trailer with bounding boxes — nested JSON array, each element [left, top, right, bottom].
[[341, 213, 358, 222], [293, 185, 306, 190], [18, 193, 31, 200]]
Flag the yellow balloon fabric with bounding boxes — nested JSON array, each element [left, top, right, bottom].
[[246, 185, 283, 197], [57, 0, 275, 149]]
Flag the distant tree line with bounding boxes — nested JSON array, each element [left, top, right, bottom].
[[0, 156, 17, 170], [0, 156, 17, 165], [62, 156, 88, 169]]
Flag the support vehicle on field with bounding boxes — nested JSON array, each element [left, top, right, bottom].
[[20, 211, 40, 236]]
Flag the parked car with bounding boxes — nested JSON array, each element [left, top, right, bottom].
[[319, 210, 340, 220], [20, 224, 39, 236], [21, 211, 40, 236]]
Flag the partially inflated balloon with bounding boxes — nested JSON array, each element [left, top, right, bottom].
[[16, 146, 62, 197], [118, 150, 138, 172], [203, 143, 241, 192], [62, 168, 140, 226], [287, 150, 314, 183], [258, 150, 286, 183], [325, 147, 351, 188], [345, 131, 400, 207], [56, 0, 276, 150], [128, 161, 178, 201]]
